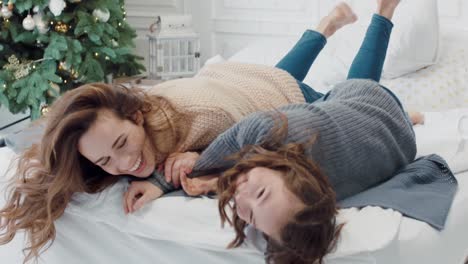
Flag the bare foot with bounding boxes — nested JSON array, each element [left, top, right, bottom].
[[408, 111, 425, 125], [317, 2, 358, 38], [377, 0, 401, 20]]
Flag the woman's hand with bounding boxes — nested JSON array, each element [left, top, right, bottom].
[[180, 173, 219, 196], [164, 151, 200, 188], [123, 181, 164, 214]]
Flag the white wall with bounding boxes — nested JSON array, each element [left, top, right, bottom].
[[125, 0, 468, 65], [3, 0, 467, 124]]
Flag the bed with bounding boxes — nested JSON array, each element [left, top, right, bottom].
[[0, 109, 467, 264], [1, 18, 468, 264]]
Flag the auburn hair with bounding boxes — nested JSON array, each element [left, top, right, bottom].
[[0, 83, 186, 263], [217, 114, 343, 264]]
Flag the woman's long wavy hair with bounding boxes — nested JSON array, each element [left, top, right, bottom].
[[218, 114, 344, 264], [0, 83, 186, 263]]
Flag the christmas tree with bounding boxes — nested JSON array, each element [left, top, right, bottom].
[[0, 0, 145, 119]]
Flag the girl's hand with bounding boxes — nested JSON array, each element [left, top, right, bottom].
[[123, 181, 164, 214], [163, 151, 200, 188], [180, 173, 219, 196]]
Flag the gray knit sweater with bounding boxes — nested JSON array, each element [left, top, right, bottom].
[[191, 79, 417, 200], [148, 79, 457, 229]]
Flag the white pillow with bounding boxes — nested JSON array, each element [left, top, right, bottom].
[[381, 30, 468, 111], [229, 0, 440, 90], [415, 108, 468, 174], [330, 0, 440, 80], [228, 38, 341, 93]]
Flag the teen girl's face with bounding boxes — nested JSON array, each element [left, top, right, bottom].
[[78, 109, 156, 178], [234, 167, 304, 241]]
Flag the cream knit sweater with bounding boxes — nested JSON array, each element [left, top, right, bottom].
[[146, 62, 305, 151]]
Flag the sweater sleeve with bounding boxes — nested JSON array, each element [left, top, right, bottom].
[[144, 107, 236, 193], [145, 171, 177, 194], [189, 112, 274, 177]]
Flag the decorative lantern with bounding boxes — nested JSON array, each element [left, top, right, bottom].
[[147, 15, 201, 80]]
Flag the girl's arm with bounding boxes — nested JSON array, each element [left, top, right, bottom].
[[190, 112, 275, 177]]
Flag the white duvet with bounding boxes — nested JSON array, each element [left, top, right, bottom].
[[1, 109, 467, 263]]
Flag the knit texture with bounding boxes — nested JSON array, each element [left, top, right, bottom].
[[147, 62, 305, 151], [193, 78, 417, 200], [191, 79, 457, 228]]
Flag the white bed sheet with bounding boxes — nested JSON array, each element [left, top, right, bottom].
[[0, 146, 401, 264], [369, 170, 468, 264]]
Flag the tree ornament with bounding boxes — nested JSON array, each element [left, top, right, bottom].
[[1, 5, 12, 18], [40, 104, 50, 115], [71, 68, 79, 79], [54, 21, 69, 33], [22, 14, 35, 31], [111, 39, 119, 47], [47, 82, 60, 97], [33, 12, 49, 34], [49, 0, 66, 16], [58, 61, 69, 71], [92, 8, 110, 23], [4, 55, 32, 80]]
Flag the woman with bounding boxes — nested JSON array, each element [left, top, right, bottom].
[[148, 0, 455, 263], [0, 3, 362, 262]]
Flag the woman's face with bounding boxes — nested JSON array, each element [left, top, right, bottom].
[[234, 167, 304, 241], [78, 109, 157, 178]]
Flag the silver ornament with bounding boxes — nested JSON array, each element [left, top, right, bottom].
[[92, 8, 110, 23], [22, 14, 36, 31], [1, 5, 13, 19], [49, 0, 66, 17]]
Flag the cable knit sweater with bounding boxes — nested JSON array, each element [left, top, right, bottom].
[[146, 62, 305, 152]]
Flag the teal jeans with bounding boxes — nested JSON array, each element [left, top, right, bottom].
[[275, 14, 394, 103]]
